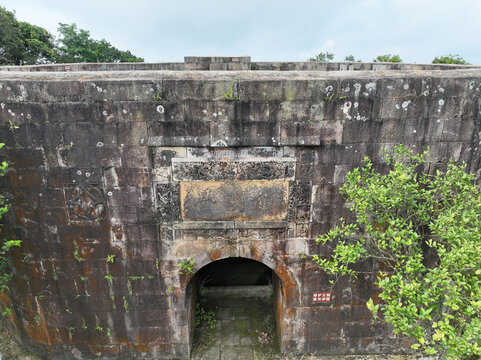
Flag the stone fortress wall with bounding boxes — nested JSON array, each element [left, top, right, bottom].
[[0, 56, 480, 359]]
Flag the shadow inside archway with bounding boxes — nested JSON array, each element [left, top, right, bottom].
[[187, 257, 282, 359]]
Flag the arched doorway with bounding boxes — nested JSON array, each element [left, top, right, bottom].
[[185, 257, 285, 359]]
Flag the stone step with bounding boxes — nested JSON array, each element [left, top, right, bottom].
[[199, 285, 273, 299]]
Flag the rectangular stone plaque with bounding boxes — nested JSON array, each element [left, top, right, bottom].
[[180, 181, 289, 221]]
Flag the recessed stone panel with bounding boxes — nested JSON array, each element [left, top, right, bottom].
[[172, 158, 296, 181], [180, 180, 289, 221]]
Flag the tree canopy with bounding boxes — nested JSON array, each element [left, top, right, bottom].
[[373, 54, 402, 63], [307, 52, 473, 64], [313, 145, 481, 359], [432, 54, 470, 65], [18, 21, 57, 64], [0, 6, 143, 65], [308, 51, 335, 62], [0, 6, 27, 65], [55, 23, 143, 63], [344, 54, 362, 62], [307, 53, 362, 62]]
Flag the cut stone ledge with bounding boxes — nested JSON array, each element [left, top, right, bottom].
[[200, 285, 273, 299], [174, 221, 287, 230]]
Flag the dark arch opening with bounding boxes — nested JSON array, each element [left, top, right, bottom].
[[196, 257, 273, 287], [185, 257, 283, 358]]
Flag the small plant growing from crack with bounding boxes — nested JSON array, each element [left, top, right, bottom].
[[8, 120, 18, 131], [73, 240, 84, 262], [34, 313, 41, 326], [325, 87, 347, 101], [152, 92, 161, 101], [167, 285, 174, 307], [220, 80, 240, 101], [2, 307, 12, 316], [195, 303, 216, 329], [178, 259, 195, 275]]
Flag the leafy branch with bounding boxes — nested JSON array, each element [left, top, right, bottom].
[[313, 145, 481, 359]]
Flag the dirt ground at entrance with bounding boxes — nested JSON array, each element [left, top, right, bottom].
[[192, 293, 278, 360]]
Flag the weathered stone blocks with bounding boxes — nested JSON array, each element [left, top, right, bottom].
[[1, 61, 481, 359]]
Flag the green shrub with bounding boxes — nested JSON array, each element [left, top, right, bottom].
[[432, 54, 470, 65], [373, 54, 402, 62], [313, 145, 481, 359], [308, 51, 335, 62]]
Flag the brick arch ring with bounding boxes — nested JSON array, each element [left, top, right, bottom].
[[181, 245, 300, 308]]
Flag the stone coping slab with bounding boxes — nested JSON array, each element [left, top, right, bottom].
[[174, 221, 288, 229], [199, 285, 273, 298], [2, 68, 481, 81]]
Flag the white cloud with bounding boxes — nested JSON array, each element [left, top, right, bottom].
[[1, 0, 480, 64]]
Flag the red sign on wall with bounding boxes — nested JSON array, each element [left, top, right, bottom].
[[312, 292, 331, 303]]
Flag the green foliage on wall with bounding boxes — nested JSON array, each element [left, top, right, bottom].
[[373, 54, 402, 63], [308, 51, 335, 62], [0, 143, 22, 293], [432, 54, 470, 65], [313, 145, 481, 359], [344, 55, 362, 62], [195, 303, 216, 329], [178, 259, 195, 275]]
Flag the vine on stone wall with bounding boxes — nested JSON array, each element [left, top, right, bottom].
[[0, 143, 21, 294]]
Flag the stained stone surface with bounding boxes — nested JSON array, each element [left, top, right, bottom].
[[180, 181, 289, 221], [0, 58, 480, 359]]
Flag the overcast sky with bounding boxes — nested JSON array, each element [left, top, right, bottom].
[[2, 0, 480, 64]]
